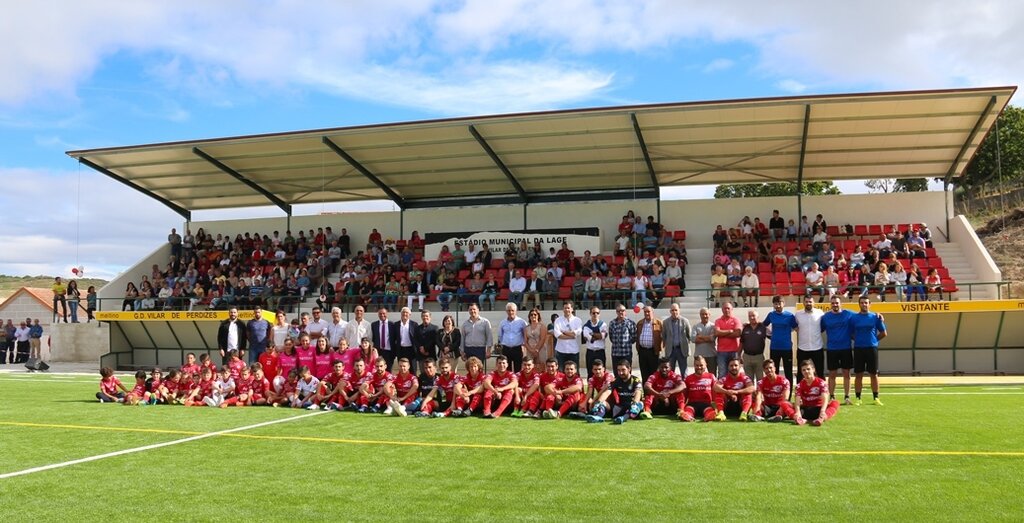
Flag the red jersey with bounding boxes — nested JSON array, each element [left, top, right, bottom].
[[517, 370, 540, 390], [227, 359, 246, 380], [281, 379, 298, 396], [588, 371, 613, 394], [163, 379, 179, 395], [683, 372, 716, 404], [201, 361, 218, 376], [129, 381, 146, 397], [295, 346, 316, 369], [195, 378, 215, 398], [236, 376, 253, 395], [147, 378, 162, 393], [313, 352, 333, 379], [278, 352, 298, 377], [180, 363, 200, 376], [435, 372, 459, 396], [100, 376, 122, 396], [719, 372, 754, 393], [322, 371, 346, 390], [554, 373, 583, 392], [369, 370, 394, 390], [251, 377, 270, 395], [796, 377, 828, 407], [539, 371, 564, 389], [758, 375, 790, 406], [344, 369, 373, 392], [460, 371, 485, 392], [258, 352, 279, 381], [392, 372, 419, 397], [646, 370, 683, 393], [488, 370, 516, 389]]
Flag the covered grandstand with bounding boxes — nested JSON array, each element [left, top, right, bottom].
[[64, 86, 1024, 374]]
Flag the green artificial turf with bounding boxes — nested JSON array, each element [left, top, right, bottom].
[[0, 375, 1022, 521]]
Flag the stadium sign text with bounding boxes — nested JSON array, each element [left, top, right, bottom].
[[424, 231, 602, 261]]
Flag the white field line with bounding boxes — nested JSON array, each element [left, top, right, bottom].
[[0, 410, 326, 480], [885, 392, 1024, 395]]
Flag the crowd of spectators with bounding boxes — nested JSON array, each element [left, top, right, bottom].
[[709, 211, 943, 306]]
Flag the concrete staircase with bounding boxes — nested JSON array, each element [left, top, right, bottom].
[[932, 242, 999, 300]]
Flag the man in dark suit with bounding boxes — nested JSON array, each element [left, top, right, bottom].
[[394, 306, 419, 373], [372, 307, 398, 371], [217, 306, 248, 364], [524, 270, 545, 310], [414, 309, 440, 369]]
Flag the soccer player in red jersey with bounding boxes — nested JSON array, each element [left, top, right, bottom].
[[681, 356, 718, 422], [230, 366, 254, 406], [180, 352, 201, 377], [642, 357, 686, 420], [341, 359, 373, 410], [535, 358, 564, 419], [794, 360, 839, 426], [753, 359, 795, 422], [250, 365, 271, 406], [185, 367, 216, 407], [209, 366, 237, 408], [362, 358, 394, 413], [429, 358, 459, 417], [583, 359, 613, 413], [123, 370, 151, 406], [713, 358, 756, 421], [317, 361, 349, 410], [227, 350, 246, 381], [144, 368, 164, 405], [199, 353, 218, 377], [541, 360, 584, 419], [313, 338, 334, 380], [482, 355, 518, 418], [452, 357, 486, 417], [159, 370, 183, 404], [385, 358, 419, 417], [511, 357, 542, 418], [96, 366, 128, 403], [258, 345, 280, 382]]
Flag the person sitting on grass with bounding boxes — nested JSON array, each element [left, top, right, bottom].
[[752, 359, 794, 422], [383, 358, 419, 417], [681, 356, 718, 422], [793, 359, 840, 426], [713, 358, 756, 421], [207, 366, 236, 408], [511, 357, 542, 418], [428, 357, 460, 418], [481, 355, 518, 418], [123, 370, 152, 406], [361, 358, 393, 413], [641, 357, 686, 420], [97, 366, 129, 403], [451, 356, 486, 417], [571, 358, 613, 420], [185, 367, 216, 407], [250, 365, 271, 406], [540, 359, 584, 419], [587, 359, 643, 424]]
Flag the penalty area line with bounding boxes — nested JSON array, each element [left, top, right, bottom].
[[0, 411, 325, 480]]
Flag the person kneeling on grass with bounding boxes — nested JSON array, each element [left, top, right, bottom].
[[641, 357, 686, 420], [295, 366, 321, 409], [713, 358, 756, 421], [680, 356, 719, 422], [185, 367, 216, 407], [451, 357, 486, 417], [383, 358, 419, 416], [482, 355, 518, 418], [540, 360, 584, 420], [97, 366, 129, 403], [587, 359, 642, 424], [752, 359, 794, 422], [123, 370, 153, 406], [511, 357, 542, 418], [793, 360, 840, 426]]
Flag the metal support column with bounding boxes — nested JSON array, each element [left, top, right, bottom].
[[910, 314, 921, 374], [795, 104, 811, 233], [951, 313, 963, 373], [993, 311, 1006, 373]]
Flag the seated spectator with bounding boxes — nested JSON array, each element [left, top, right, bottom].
[[479, 273, 499, 311], [924, 267, 943, 300], [834, 253, 848, 273], [769, 210, 786, 241], [919, 223, 933, 248], [905, 264, 925, 302], [724, 231, 743, 260], [891, 231, 909, 259], [812, 214, 827, 236], [740, 266, 759, 307], [890, 263, 908, 302], [787, 249, 802, 272], [617, 215, 634, 238], [799, 216, 812, 239], [642, 228, 659, 253], [786, 219, 798, 240], [873, 234, 892, 260], [665, 256, 684, 288], [873, 263, 892, 302], [907, 230, 927, 260], [649, 264, 666, 307], [812, 229, 828, 253], [713, 248, 731, 269], [817, 244, 835, 269], [710, 264, 728, 307], [632, 271, 651, 307], [753, 217, 769, 241], [614, 268, 633, 306], [757, 238, 772, 263], [804, 263, 824, 300], [592, 255, 609, 275], [543, 272, 559, 306], [508, 269, 527, 308], [738, 216, 753, 242], [822, 266, 840, 301], [582, 271, 602, 308], [772, 248, 788, 272], [712, 225, 728, 250], [614, 232, 631, 256]]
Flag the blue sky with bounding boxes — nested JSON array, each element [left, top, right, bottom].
[[1, 1, 1021, 279]]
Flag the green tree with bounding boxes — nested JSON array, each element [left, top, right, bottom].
[[714, 181, 840, 198], [958, 105, 1024, 191], [864, 178, 929, 193]]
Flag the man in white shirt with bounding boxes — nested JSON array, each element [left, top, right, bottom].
[[508, 270, 527, 309], [396, 307, 419, 373], [553, 302, 584, 371], [306, 307, 330, 341], [794, 295, 825, 375], [217, 307, 247, 364], [325, 307, 348, 350], [804, 262, 824, 301], [344, 305, 371, 349]]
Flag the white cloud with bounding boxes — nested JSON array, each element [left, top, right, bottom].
[[776, 79, 807, 93], [703, 58, 734, 74]]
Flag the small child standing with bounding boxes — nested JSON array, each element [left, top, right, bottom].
[[97, 367, 129, 402], [86, 286, 98, 323]]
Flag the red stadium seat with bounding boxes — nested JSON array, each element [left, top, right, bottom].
[[672, 230, 687, 241], [868, 225, 883, 236], [854, 225, 869, 237]]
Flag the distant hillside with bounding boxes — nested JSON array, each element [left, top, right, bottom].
[[0, 275, 109, 302], [973, 208, 1024, 297]]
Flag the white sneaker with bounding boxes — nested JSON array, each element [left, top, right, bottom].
[[306, 404, 320, 411], [382, 406, 394, 415], [397, 404, 407, 417], [388, 399, 402, 412]]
